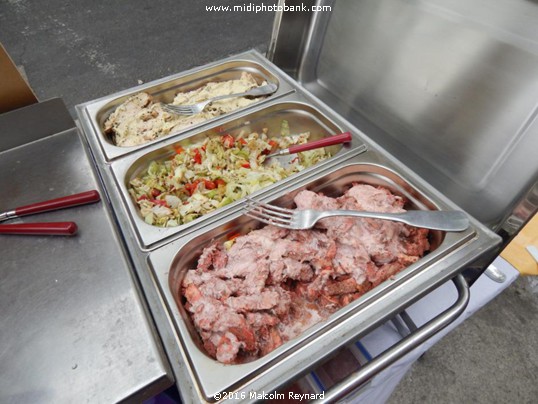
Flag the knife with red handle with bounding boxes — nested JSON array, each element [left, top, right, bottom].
[[0, 190, 100, 222], [0, 222, 78, 236], [266, 132, 353, 158]]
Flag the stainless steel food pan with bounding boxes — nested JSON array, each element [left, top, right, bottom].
[[148, 153, 499, 402], [76, 50, 295, 161], [110, 99, 366, 248]]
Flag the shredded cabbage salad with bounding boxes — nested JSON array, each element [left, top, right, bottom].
[[129, 124, 330, 227]]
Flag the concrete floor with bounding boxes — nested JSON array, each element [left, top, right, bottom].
[[388, 276, 538, 404], [2, 1, 537, 403], [0, 0, 274, 117]]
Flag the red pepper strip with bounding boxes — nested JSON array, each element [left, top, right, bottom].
[[227, 232, 241, 241], [241, 162, 250, 168], [184, 183, 195, 195], [185, 180, 200, 196], [261, 140, 279, 155], [151, 199, 168, 207], [222, 134, 235, 148], [203, 179, 216, 190], [193, 148, 202, 164]]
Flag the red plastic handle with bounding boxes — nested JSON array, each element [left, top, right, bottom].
[[288, 132, 352, 154], [0, 222, 78, 236], [14, 190, 101, 217]]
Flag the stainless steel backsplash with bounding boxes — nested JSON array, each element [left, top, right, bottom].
[[270, 0, 538, 233]]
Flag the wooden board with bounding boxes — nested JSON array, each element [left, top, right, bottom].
[[501, 213, 538, 275]]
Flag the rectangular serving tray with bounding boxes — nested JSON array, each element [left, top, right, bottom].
[[76, 51, 295, 161], [147, 152, 498, 401]]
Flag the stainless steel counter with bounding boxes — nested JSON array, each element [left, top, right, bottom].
[[74, 50, 501, 402], [0, 100, 172, 403]]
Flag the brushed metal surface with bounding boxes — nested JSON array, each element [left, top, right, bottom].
[[75, 47, 503, 402], [0, 98, 74, 153], [147, 151, 500, 402], [77, 50, 296, 161], [0, 128, 171, 402], [271, 0, 538, 232], [109, 97, 366, 249]]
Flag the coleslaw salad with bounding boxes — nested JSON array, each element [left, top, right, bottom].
[[129, 126, 330, 227]]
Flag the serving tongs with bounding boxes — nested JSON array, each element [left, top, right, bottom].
[[0, 190, 101, 236]]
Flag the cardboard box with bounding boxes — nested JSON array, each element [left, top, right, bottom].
[[0, 43, 38, 113]]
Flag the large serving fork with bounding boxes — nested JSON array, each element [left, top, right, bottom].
[[162, 83, 278, 116], [243, 198, 470, 232]]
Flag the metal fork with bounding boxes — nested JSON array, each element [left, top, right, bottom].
[[162, 83, 278, 116], [243, 198, 470, 231]]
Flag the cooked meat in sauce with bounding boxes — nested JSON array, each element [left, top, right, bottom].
[[181, 184, 430, 364], [104, 72, 265, 147]]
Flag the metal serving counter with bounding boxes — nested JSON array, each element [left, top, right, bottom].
[[3, 23, 534, 399], [0, 99, 172, 403], [3, 1, 538, 401], [74, 49, 500, 403]]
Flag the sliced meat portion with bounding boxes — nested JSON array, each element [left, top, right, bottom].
[[341, 183, 405, 213], [219, 226, 288, 279], [197, 242, 228, 271], [258, 327, 284, 356], [197, 277, 243, 300], [403, 227, 430, 256], [366, 261, 406, 287], [294, 189, 339, 211], [324, 277, 360, 295], [294, 190, 353, 232], [104, 92, 152, 134], [332, 242, 369, 283], [226, 289, 282, 313], [246, 312, 280, 328]]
